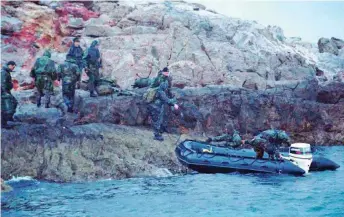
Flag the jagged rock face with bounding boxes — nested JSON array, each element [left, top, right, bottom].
[[2, 81, 344, 182], [318, 37, 339, 56], [1, 1, 343, 90], [1, 123, 186, 182], [73, 80, 343, 145]]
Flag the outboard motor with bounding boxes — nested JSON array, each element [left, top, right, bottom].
[[289, 143, 313, 173]]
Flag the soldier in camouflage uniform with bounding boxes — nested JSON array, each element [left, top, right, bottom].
[[83, 40, 102, 97], [1, 61, 18, 127], [57, 56, 81, 113], [206, 129, 243, 148], [30, 50, 57, 108], [250, 129, 291, 160], [148, 71, 179, 141], [150, 67, 173, 133], [66, 37, 84, 72]]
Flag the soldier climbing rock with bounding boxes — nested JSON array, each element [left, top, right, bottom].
[[1, 61, 18, 127], [147, 69, 178, 141], [57, 56, 81, 113], [30, 50, 57, 108], [83, 40, 102, 97]]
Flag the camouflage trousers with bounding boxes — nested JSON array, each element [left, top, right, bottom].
[[1, 91, 17, 126], [62, 83, 76, 111], [253, 142, 280, 159], [148, 104, 169, 136], [35, 76, 54, 107], [86, 65, 100, 93]]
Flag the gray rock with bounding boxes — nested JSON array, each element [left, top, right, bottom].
[[14, 104, 63, 124], [83, 25, 122, 37], [122, 26, 158, 35], [1, 16, 22, 34], [318, 37, 339, 55], [1, 123, 183, 182], [331, 37, 344, 49], [68, 17, 84, 29]]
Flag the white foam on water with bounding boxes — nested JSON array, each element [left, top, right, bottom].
[[6, 176, 35, 183]]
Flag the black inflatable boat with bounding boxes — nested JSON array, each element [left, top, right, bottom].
[[175, 140, 340, 176]]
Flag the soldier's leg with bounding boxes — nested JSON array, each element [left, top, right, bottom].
[[1, 112, 8, 127], [254, 146, 264, 159], [70, 87, 76, 112], [44, 90, 51, 108], [88, 72, 98, 97], [160, 105, 170, 133], [149, 105, 164, 141], [93, 67, 100, 95], [36, 89, 43, 107], [42, 78, 54, 108], [266, 144, 275, 160]]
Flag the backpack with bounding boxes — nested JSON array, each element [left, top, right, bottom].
[[143, 87, 158, 103]]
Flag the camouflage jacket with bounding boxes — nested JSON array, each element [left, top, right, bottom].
[[253, 129, 291, 147], [57, 61, 80, 83], [152, 80, 176, 107], [1, 66, 13, 93], [67, 44, 84, 66], [83, 40, 101, 68], [150, 73, 173, 97], [30, 50, 57, 80]]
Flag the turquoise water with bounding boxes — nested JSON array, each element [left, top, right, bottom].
[[2, 147, 344, 217]]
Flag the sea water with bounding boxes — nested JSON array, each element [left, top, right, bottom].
[[2, 146, 344, 217]]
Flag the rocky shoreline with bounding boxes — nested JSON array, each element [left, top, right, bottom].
[[1, 1, 344, 183], [2, 81, 344, 182]]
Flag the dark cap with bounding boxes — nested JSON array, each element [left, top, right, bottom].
[[162, 67, 169, 72], [7, 61, 16, 66], [73, 37, 81, 42]]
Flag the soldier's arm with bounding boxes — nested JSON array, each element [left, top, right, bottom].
[[150, 76, 159, 88], [8, 73, 13, 91], [1, 71, 8, 92], [67, 46, 74, 57], [56, 65, 62, 81], [30, 60, 38, 78], [50, 62, 58, 81], [82, 49, 89, 68], [156, 88, 175, 106], [75, 65, 81, 81]]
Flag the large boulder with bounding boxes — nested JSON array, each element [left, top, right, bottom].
[[331, 37, 344, 49], [1, 123, 184, 182], [318, 37, 339, 55], [317, 82, 344, 104], [14, 104, 63, 124], [83, 25, 122, 37], [1, 16, 22, 35]]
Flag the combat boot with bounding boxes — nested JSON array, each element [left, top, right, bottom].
[[36, 96, 41, 108], [154, 134, 164, 141]]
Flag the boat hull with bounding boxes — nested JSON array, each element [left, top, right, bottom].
[[176, 140, 306, 176], [175, 140, 340, 176]]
